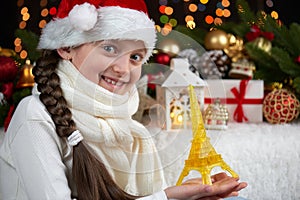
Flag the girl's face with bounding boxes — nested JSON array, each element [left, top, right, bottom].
[[65, 40, 146, 95]]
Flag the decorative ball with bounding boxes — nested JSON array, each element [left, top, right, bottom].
[[154, 52, 171, 65], [223, 34, 245, 62], [263, 89, 300, 124], [0, 56, 18, 82], [156, 38, 180, 56], [0, 48, 17, 57], [204, 29, 229, 50], [252, 37, 272, 53]]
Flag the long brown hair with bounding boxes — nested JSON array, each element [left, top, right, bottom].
[[33, 50, 138, 200]]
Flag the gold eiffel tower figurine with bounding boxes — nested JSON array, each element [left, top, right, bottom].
[[176, 85, 238, 185]]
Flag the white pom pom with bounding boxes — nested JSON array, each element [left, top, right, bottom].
[[69, 3, 98, 32]]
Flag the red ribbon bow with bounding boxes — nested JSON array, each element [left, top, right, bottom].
[[204, 80, 263, 122], [230, 79, 250, 122], [246, 25, 274, 41]]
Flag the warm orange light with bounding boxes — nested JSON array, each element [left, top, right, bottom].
[[40, 0, 47, 7], [216, 8, 223, 17], [22, 13, 30, 21], [185, 15, 194, 22], [271, 11, 279, 19], [20, 7, 28, 15], [223, 9, 231, 17], [164, 23, 173, 31], [222, 0, 230, 7], [189, 4, 198, 12], [19, 21, 27, 29], [14, 38, 22, 46], [20, 50, 28, 59], [165, 7, 174, 15], [41, 8, 48, 17], [15, 45, 22, 53], [205, 15, 214, 24], [17, 0, 24, 7], [214, 17, 223, 25], [39, 20, 47, 28]]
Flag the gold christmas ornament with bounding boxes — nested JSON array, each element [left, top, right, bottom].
[[16, 60, 35, 88], [156, 38, 180, 57], [252, 37, 272, 53], [203, 98, 229, 130], [0, 47, 17, 57], [204, 29, 229, 50], [223, 34, 246, 62]]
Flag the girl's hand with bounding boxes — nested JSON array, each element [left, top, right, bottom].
[[164, 172, 247, 200]]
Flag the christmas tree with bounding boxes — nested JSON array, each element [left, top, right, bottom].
[[216, 0, 300, 99]]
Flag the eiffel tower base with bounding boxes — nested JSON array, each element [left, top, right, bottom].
[[176, 160, 238, 186]]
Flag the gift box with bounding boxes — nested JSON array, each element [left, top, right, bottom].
[[204, 79, 264, 122]]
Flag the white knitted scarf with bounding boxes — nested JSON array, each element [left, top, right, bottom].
[[57, 60, 166, 195]]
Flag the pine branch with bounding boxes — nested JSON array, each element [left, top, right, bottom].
[[236, 0, 256, 25], [271, 47, 300, 77], [293, 77, 300, 98], [215, 22, 249, 38], [245, 43, 284, 81], [245, 43, 278, 69], [288, 23, 300, 55], [15, 29, 41, 62], [263, 16, 294, 54]]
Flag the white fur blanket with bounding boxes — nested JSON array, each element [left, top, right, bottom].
[[148, 119, 300, 200]]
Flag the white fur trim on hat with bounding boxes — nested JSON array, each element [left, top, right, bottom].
[[38, 5, 157, 62]]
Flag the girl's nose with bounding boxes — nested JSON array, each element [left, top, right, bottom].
[[111, 54, 131, 75]]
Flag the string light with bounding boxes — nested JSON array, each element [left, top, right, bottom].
[[15, 0, 61, 59], [13, 0, 282, 55]]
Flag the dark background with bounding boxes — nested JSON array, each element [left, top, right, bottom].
[[1, 0, 299, 49]]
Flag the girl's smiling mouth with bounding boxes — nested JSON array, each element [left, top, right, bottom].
[[100, 75, 125, 87]]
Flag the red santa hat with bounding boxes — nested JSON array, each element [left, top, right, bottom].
[[38, 0, 156, 62]]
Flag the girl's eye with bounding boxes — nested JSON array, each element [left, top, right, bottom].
[[103, 45, 116, 54], [130, 54, 143, 62]]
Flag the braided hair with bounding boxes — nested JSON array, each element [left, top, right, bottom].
[[33, 50, 138, 200]]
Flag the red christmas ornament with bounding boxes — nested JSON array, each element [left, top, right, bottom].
[[0, 56, 18, 82], [0, 56, 18, 100], [263, 89, 300, 124], [246, 25, 274, 41], [154, 52, 171, 65], [295, 55, 300, 64]]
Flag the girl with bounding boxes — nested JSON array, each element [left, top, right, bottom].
[[0, 0, 247, 199]]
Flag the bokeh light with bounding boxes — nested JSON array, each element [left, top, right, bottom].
[[271, 11, 279, 19], [205, 15, 214, 24], [159, 5, 166, 14], [49, 7, 57, 16], [189, 4, 198, 12], [160, 15, 169, 24], [165, 7, 174, 15]]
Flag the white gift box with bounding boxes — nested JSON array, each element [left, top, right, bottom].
[[204, 79, 264, 122]]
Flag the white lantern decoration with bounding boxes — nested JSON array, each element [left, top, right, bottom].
[[153, 58, 206, 130]]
